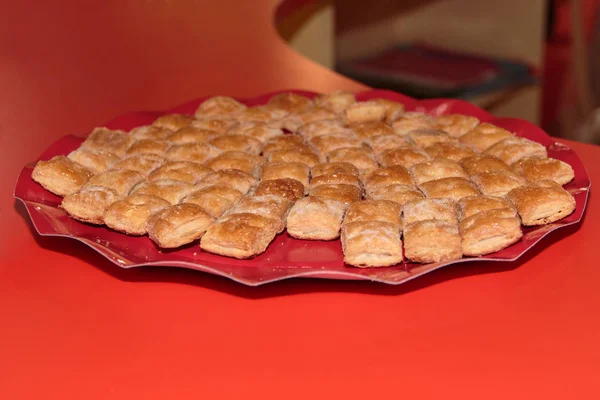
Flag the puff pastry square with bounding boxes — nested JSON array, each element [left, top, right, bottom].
[[344, 100, 387, 124], [225, 194, 292, 226], [233, 106, 288, 124], [404, 220, 462, 263], [67, 148, 120, 174], [298, 119, 347, 140], [129, 125, 173, 140], [402, 198, 458, 226], [81, 127, 134, 157], [341, 221, 403, 267], [183, 184, 243, 218], [424, 142, 477, 162], [458, 123, 514, 152], [310, 172, 361, 189], [165, 142, 221, 163], [196, 169, 258, 194], [471, 171, 527, 196], [111, 154, 165, 176], [228, 121, 284, 142], [261, 161, 310, 188], [32, 156, 94, 196], [460, 208, 522, 256], [391, 112, 435, 135], [458, 195, 516, 220], [104, 194, 171, 235], [314, 91, 356, 114], [147, 203, 215, 248], [506, 180, 576, 226], [378, 147, 430, 168], [311, 161, 359, 178], [204, 151, 264, 177], [61, 185, 119, 224], [267, 92, 314, 113], [190, 118, 240, 133], [327, 147, 378, 172], [435, 114, 480, 137], [126, 139, 170, 156], [262, 135, 305, 156], [350, 121, 394, 140], [131, 179, 197, 205], [365, 184, 425, 206], [194, 96, 247, 119], [484, 137, 548, 165], [254, 178, 305, 201], [460, 154, 510, 176], [364, 134, 412, 156], [309, 134, 362, 156], [148, 161, 213, 184], [408, 129, 457, 148], [267, 147, 321, 167], [418, 177, 480, 201], [362, 166, 414, 191], [371, 98, 405, 124], [282, 107, 338, 132], [410, 159, 468, 185], [152, 114, 194, 131], [209, 134, 263, 155], [166, 127, 220, 145], [343, 200, 402, 226], [85, 169, 145, 198], [286, 196, 348, 240], [511, 156, 575, 185], [310, 184, 362, 205]]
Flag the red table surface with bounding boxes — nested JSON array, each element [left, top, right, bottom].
[[1, 1, 599, 399]]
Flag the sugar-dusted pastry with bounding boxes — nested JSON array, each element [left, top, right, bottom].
[[471, 171, 527, 197], [80, 127, 134, 157], [362, 166, 414, 191], [209, 134, 263, 155], [327, 146, 378, 172], [266, 92, 314, 113], [371, 98, 405, 124], [310, 171, 361, 189], [418, 177, 480, 201], [341, 221, 403, 267], [458, 195, 516, 220], [410, 159, 468, 185], [147, 203, 215, 248], [311, 162, 359, 178], [262, 134, 305, 156], [261, 161, 310, 188], [365, 184, 425, 206], [196, 169, 258, 194], [228, 121, 284, 142], [67, 148, 119, 175], [200, 212, 284, 259], [254, 179, 305, 201], [85, 169, 145, 197], [460, 154, 510, 176], [460, 208, 523, 256], [391, 112, 435, 135], [130, 179, 196, 205], [148, 161, 213, 184], [126, 139, 170, 156], [298, 119, 347, 141], [286, 196, 347, 240], [282, 107, 338, 132], [309, 134, 362, 156], [435, 114, 480, 137], [235, 106, 288, 124], [403, 220, 462, 263], [350, 121, 394, 140], [407, 129, 457, 148], [267, 147, 321, 167], [402, 198, 458, 226], [506, 180, 576, 226], [309, 184, 362, 206], [343, 200, 402, 226], [61, 185, 119, 224], [129, 125, 173, 140], [225, 194, 293, 225], [166, 127, 220, 144], [314, 91, 356, 114], [458, 122, 514, 152], [190, 117, 239, 133], [183, 185, 243, 218], [194, 96, 247, 119], [152, 113, 194, 131], [103, 194, 171, 235], [165, 142, 221, 163], [511, 156, 575, 185], [484, 137, 548, 165], [111, 154, 165, 176], [364, 134, 412, 156], [424, 142, 477, 162], [378, 147, 430, 168], [344, 100, 387, 124], [204, 151, 264, 177]]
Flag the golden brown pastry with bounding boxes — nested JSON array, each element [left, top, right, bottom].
[[147, 161, 213, 184], [435, 114, 480, 137], [484, 137, 548, 165], [350, 121, 394, 140], [341, 221, 403, 267], [166, 127, 221, 144], [470, 171, 527, 196], [378, 147, 430, 168], [298, 119, 347, 140], [266, 92, 314, 113], [228, 121, 284, 142], [343, 200, 401, 226], [261, 161, 310, 188], [200, 212, 283, 259], [194, 96, 247, 119], [402, 198, 458, 226], [282, 107, 338, 132], [314, 91, 356, 114], [309, 134, 362, 156], [460, 154, 511, 176], [67, 148, 120, 174], [204, 151, 264, 177], [418, 177, 480, 201], [235, 106, 288, 124], [403, 220, 462, 263], [407, 129, 457, 148], [511, 156, 575, 185], [182, 185, 243, 218], [365, 184, 425, 206], [225, 194, 293, 225], [61, 185, 119, 224], [364, 134, 412, 156], [209, 134, 263, 155], [152, 114, 194, 131], [310, 172, 361, 189], [267, 147, 321, 167], [130, 179, 197, 205], [424, 142, 477, 162], [458, 195, 516, 220], [190, 117, 239, 133], [410, 159, 468, 185], [371, 98, 405, 124], [80, 127, 134, 157], [196, 169, 258, 194], [254, 179, 305, 201], [311, 162, 359, 178], [286, 196, 348, 240], [391, 112, 435, 135], [460, 208, 522, 256], [126, 139, 170, 156], [103, 194, 171, 235], [458, 122, 514, 152], [362, 166, 414, 191], [111, 154, 165, 176], [309, 184, 362, 206], [506, 180, 576, 226], [85, 169, 145, 197], [129, 125, 173, 140], [165, 142, 222, 163], [327, 147, 378, 172], [262, 135, 305, 156], [147, 203, 215, 248], [344, 100, 387, 124]]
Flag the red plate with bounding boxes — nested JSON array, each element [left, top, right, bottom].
[[13, 90, 591, 286]]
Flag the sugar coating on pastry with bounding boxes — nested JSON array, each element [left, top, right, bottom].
[[350, 121, 394, 140], [371, 98, 405, 124], [402, 198, 458, 226], [262, 135, 305, 156], [424, 142, 477, 162], [131, 179, 196, 205], [460, 209, 523, 256], [314, 91, 356, 114], [254, 178, 305, 201], [111, 154, 165, 176], [344, 100, 387, 124], [67, 148, 120, 174], [85, 169, 145, 197], [365, 184, 425, 206], [146, 203, 215, 248], [327, 147, 378, 172], [81, 127, 134, 157], [201, 212, 284, 258], [511, 156, 575, 185], [209, 134, 263, 155], [148, 161, 213, 184], [228, 121, 284, 142], [471, 171, 527, 197], [152, 114, 194, 131], [61, 185, 119, 224], [378, 147, 430, 168], [166, 127, 221, 145], [309, 184, 362, 206], [183, 185, 243, 218], [418, 177, 480, 201], [126, 139, 170, 156], [460, 154, 510, 176], [129, 125, 173, 140], [261, 161, 310, 188], [311, 162, 359, 178], [458, 122, 514, 152], [190, 117, 240, 133], [286, 196, 348, 240], [435, 114, 480, 137], [403, 220, 462, 263], [309, 134, 362, 156], [410, 159, 468, 185], [298, 119, 347, 140], [341, 221, 403, 267], [310, 172, 361, 189], [484, 137, 548, 165], [343, 200, 402, 226], [266, 92, 314, 113], [196, 169, 258, 194], [458, 195, 515, 220], [391, 112, 435, 135], [235, 106, 288, 124], [506, 180, 576, 226], [362, 166, 414, 190], [194, 96, 247, 119], [204, 151, 264, 176], [103, 194, 171, 235], [267, 147, 321, 167], [282, 107, 338, 133], [165, 142, 222, 163], [226, 194, 293, 224], [364, 134, 412, 156], [407, 129, 457, 148]]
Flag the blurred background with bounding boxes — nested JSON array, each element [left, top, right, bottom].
[[276, 0, 600, 144]]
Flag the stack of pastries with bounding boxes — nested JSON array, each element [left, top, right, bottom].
[[31, 92, 577, 267]]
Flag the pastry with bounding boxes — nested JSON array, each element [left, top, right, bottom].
[[200, 212, 284, 259], [424, 142, 477, 162], [418, 177, 480, 201], [228, 121, 284, 142], [261, 161, 310, 188], [80, 127, 134, 157], [309, 134, 362, 156], [298, 120, 348, 140], [309, 184, 362, 206], [266, 92, 314, 113], [85, 169, 145, 197], [225, 194, 293, 225], [343, 200, 402, 226], [111, 154, 165, 176], [267, 147, 321, 167], [182, 185, 243, 218], [402, 198, 458, 226], [407, 129, 457, 148], [310, 171, 361, 189], [254, 178, 305, 201], [314, 91, 356, 114], [458, 195, 516, 220], [282, 107, 338, 132], [460, 208, 522, 256], [194, 96, 247, 119], [458, 122, 514, 152], [103, 194, 171, 235], [33, 155, 92, 196], [129, 125, 173, 140], [126, 139, 170, 156], [196, 169, 258, 194], [470, 171, 527, 196], [410, 159, 468, 185], [286, 196, 347, 240], [378, 147, 430, 168], [204, 151, 264, 177], [311, 162, 359, 178], [165, 142, 221, 163], [61, 186, 119, 224], [460, 154, 510, 176], [166, 127, 220, 144], [152, 114, 194, 131], [371, 98, 405, 124], [391, 112, 435, 135], [67, 148, 120, 174], [403, 220, 462, 263], [484, 137, 548, 165], [350, 121, 394, 140], [130, 179, 197, 204], [262, 135, 305, 156], [364, 134, 412, 156], [365, 184, 425, 206], [327, 147, 378, 172], [511, 156, 575, 185], [341, 221, 403, 267], [190, 117, 240, 133], [235, 106, 288, 124], [362, 166, 414, 191], [344, 100, 387, 124], [148, 161, 213, 184], [147, 203, 215, 248], [506, 180, 576, 226], [435, 114, 480, 137]]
